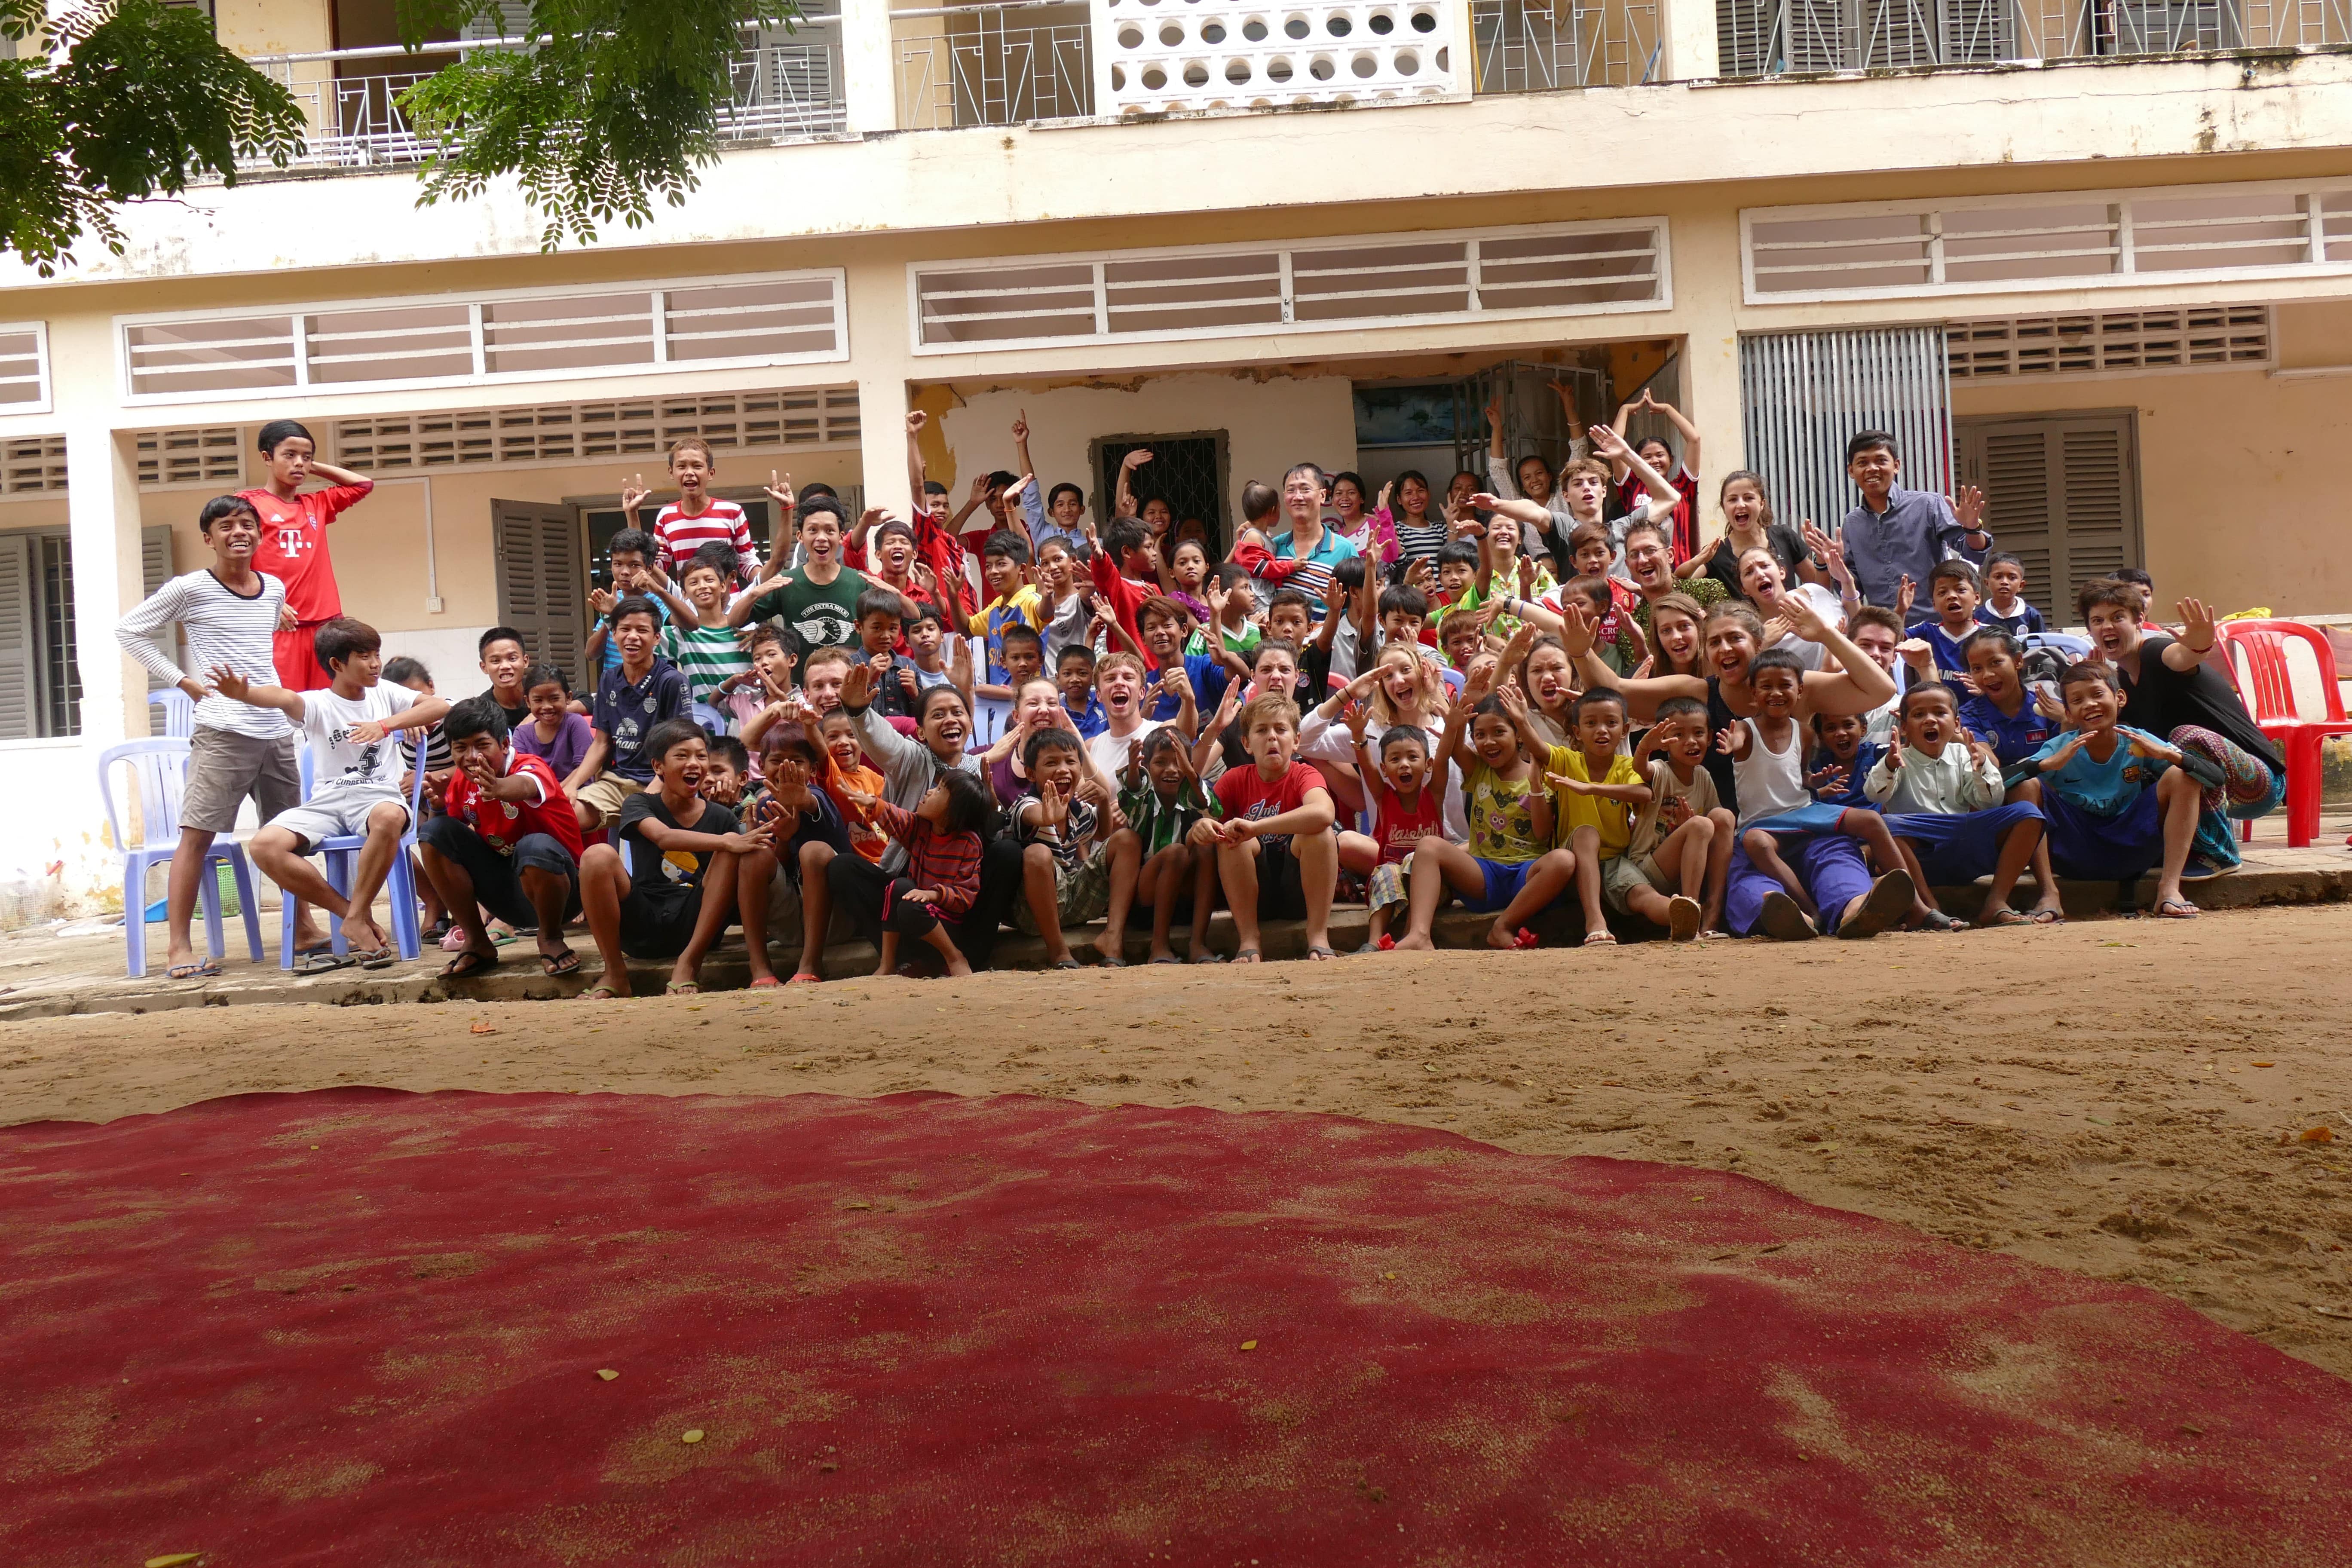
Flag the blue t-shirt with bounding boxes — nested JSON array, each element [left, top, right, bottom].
[[1961, 692, 2055, 769], [1812, 740, 1881, 811], [1145, 652, 1231, 723], [591, 657, 690, 781], [2027, 726, 2170, 816], [1906, 615, 1981, 680], [1976, 600, 2046, 637], [1062, 694, 1107, 739]]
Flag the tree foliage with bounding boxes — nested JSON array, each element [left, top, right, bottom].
[[0, 0, 306, 275], [399, 0, 801, 251]]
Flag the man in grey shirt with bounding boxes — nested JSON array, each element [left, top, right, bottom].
[[1836, 430, 1993, 609]]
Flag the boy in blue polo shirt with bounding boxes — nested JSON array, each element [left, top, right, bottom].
[[1907, 559, 1986, 683], [566, 594, 692, 834]]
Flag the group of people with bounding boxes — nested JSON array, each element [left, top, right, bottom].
[[117, 402, 2288, 992]]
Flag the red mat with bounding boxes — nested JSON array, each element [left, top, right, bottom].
[[2, 1090, 2346, 1565]]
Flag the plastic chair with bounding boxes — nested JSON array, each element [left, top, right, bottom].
[[691, 701, 731, 737], [277, 747, 432, 968], [2215, 619, 2352, 849], [148, 687, 195, 738], [99, 738, 263, 979]]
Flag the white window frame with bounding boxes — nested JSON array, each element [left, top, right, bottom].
[[0, 321, 54, 417], [906, 217, 1675, 356], [1742, 177, 2352, 306], [114, 270, 851, 407]]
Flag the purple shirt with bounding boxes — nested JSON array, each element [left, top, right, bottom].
[[514, 710, 594, 781]]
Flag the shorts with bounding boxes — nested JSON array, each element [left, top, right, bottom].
[[417, 817, 580, 929], [273, 623, 331, 692], [1366, 855, 1411, 915], [270, 787, 410, 851], [573, 771, 644, 830], [2042, 789, 2165, 883], [1599, 852, 1665, 916], [1250, 840, 1309, 921], [1014, 845, 1114, 934], [181, 727, 303, 835], [619, 882, 706, 959], [1884, 802, 2044, 886], [1464, 855, 1535, 915]]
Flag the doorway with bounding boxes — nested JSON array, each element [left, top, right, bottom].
[[1093, 433, 1228, 554]]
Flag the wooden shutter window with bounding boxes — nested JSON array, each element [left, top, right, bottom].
[[491, 501, 585, 687], [0, 535, 39, 741], [1958, 411, 2142, 616]]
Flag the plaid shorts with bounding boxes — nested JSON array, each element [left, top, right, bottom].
[[1015, 845, 1114, 933]]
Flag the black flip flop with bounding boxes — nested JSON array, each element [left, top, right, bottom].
[[297, 950, 357, 975], [439, 948, 499, 980], [540, 948, 581, 978]]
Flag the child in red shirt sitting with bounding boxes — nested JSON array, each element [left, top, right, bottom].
[[416, 695, 585, 982], [1341, 699, 1443, 950], [867, 771, 996, 979], [1195, 692, 1340, 963]]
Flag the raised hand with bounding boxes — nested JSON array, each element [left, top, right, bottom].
[[1159, 665, 1190, 703], [1543, 770, 1593, 796], [207, 663, 251, 703], [1484, 397, 1504, 435], [764, 470, 794, 512], [949, 633, 974, 689], [1555, 597, 1596, 660], [346, 719, 389, 745], [1469, 491, 1506, 512], [1778, 588, 1829, 644], [1804, 762, 1849, 791], [1714, 723, 1747, 758], [2032, 685, 2066, 723], [2176, 596, 2218, 650], [1205, 576, 1229, 621], [1496, 680, 1529, 724], [1376, 481, 1393, 516], [1343, 695, 1372, 744], [1516, 554, 1537, 596], [1403, 557, 1435, 594], [1895, 574, 1917, 622], [1011, 408, 1029, 444], [620, 473, 651, 516], [1121, 448, 1154, 473], [905, 410, 928, 435], [968, 473, 993, 505], [1034, 778, 1070, 831], [859, 506, 888, 536], [913, 562, 940, 597], [1587, 422, 1629, 460], [841, 659, 873, 710], [1954, 484, 1987, 533]]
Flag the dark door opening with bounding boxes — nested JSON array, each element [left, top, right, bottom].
[[1093, 432, 1229, 555]]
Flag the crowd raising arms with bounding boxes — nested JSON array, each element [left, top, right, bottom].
[[119, 390, 2289, 991]]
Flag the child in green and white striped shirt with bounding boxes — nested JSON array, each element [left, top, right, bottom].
[[660, 543, 756, 723]]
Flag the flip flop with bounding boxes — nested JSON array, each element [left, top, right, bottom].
[[1094, 952, 1131, 968], [541, 948, 582, 978], [294, 942, 336, 960], [165, 959, 218, 981], [666, 980, 701, 995], [2153, 898, 2201, 920], [1913, 910, 1963, 934], [1231, 947, 1262, 964], [438, 949, 499, 980], [1976, 906, 2032, 928], [1666, 894, 1702, 943], [747, 975, 783, 989], [1757, 891, 1818, 943], [2028, 906, 2066, 926], [1048, 957, 1082, 971], [577, 984, 623, 1001], [1836, 870, 1915, 941], [786, 974, 822, 986], [1304, 944, 1338, 961], [298, 950, 357, 975], [1149, 955, 1182, 965], [1580, 930, 1617, 947], [354, 946, 399, 970], [1189, 950, 1225, 965]]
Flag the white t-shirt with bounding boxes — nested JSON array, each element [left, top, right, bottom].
[[301, 683, 417, 804], [1088, 721, 1161, 781]]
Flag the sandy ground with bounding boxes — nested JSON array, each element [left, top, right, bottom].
[[5, 903, 2349, 1379]]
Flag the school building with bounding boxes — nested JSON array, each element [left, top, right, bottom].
[[2, 1, 2349, 913]]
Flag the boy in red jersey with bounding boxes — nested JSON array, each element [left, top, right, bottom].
[[418, 695, 586, 981], [239, 419, 374, 691], [619, 438, 784, 586]]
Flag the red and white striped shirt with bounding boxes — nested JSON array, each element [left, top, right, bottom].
[[652, 497, 757, 583]]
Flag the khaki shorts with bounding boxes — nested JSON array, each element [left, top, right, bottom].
[[183, 727, 302, 835], [271, 787, 410, 850], [572, 771, 643, 830], [1599, 852, 1669, 916], [1015, 845, 1114, 933]]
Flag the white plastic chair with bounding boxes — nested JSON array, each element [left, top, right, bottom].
[[99, 737, 262, 978], [276, 746, 432, 968], [148, 687, 195, 738], [691, 700, 731, 737]]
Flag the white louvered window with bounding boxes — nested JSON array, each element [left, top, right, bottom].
[[0, 324, 49, 412], [119, 272, 848, 404], [911, 220, 1668, 352], [133, 426, 248, 489], [1746, 179, 2352, 303], [2, 435, 69, 497], [331, 386, 861, 472], [1946, 306, 2272, 382]]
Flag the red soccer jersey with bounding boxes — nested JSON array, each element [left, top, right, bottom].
[[241, 480, 372, 622], [1214, 760, 1326, 852], [443, 751, 584, 863]]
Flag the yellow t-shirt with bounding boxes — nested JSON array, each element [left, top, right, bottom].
[[1463, 760, 1546, 865], [1551, 747, 1645, 858]]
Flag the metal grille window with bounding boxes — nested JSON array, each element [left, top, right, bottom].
[[1739, 326, 1952, 543], [1717, 0, 2337, 71], [330, 387, 861, 472], [1746, 181, 2352, 302], [0, 524, 173, 738], [895, 3, 1094, 129], [2, 436, 69, 497], [913, 220, 1669, 352], [1946, 306, 2272, 381], [119, 272, 848, 403], [1474, 0, 1662, 92], [1093, 434, 1229, 548], [0, 324, 48, 411]]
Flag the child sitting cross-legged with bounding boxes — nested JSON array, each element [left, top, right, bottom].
[[1617, 695, 1736, 937], [1338, 698, 1446, 952], [578, 718, 771, 998], [1718, 648, 1925, 941], [1546, 688, 1656, 947], [1192, 692, 1340, 963], [1390, 674, 1578, 952], [1014, 727, 1121, 969], [1099, 726, 1221, 966], [865, 771, 997, 978], [2009, 661, 2219, 919], [1864, 682, 2047, 929]]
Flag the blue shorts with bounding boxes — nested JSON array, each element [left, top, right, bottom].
[[1885, 802, 2043, 886], [2043, 787, 2165, 882], [1466, 855, 1534, 914]]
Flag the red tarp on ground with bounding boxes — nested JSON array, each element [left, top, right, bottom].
[[1, 1087, 2346, 1565]]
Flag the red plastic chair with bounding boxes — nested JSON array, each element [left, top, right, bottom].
[[2215, 619, 2352, 849]]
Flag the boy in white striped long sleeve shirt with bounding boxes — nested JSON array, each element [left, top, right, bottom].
[[114, 495, 308, 979]]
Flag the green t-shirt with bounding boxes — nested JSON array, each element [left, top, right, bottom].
[[659, 623, 752, 704], [744, 566, 872, 656]]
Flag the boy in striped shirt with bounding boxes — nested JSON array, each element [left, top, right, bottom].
[[623, 438, 759, 584], [658, 543, 756, 723]]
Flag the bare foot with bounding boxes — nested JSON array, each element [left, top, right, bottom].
[[1387, 933, 1434, 952], [1484, 922, 1519, 950], [943, 956, 974, 977]]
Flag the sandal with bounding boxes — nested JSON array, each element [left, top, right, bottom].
[[1231, 947, 1262, 964], [577, 984, 623, 1001], [786, 973, 822, 986], [665, 980, 701, 995], [540, 948, 581, 978], [165, 959, 220, 981], [1914, 910, 1962, 934], [354, 946, 399, 970], [1149, 955, 1182, 965], [1188, 949, 1225, 965], [1093, 953, 1130, 968], [1975, 906, 2032, 929], [1047, 957, 1082, 971], [747, 975, 782, 989], [2027, 906, 2066, 926], [438, 949, 498, 980], [1304, 944, 1338, 961], [2153, 898, 2201, 920], [1580, 930, 1617, 947], [298, 950, 357, 976]]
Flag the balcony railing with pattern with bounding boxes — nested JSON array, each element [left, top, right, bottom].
[[1718, 0, 2352, 76]]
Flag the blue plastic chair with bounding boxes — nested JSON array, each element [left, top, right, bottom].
[[148, 687, 195, 738], [691, 700, 731, 737], [276, 747, 431, 969], [100, 738, 263, 979]]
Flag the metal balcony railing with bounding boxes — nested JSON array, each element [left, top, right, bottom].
[[894, 3, 1094, 128], [1472, 0, 1664, 91], [1718, 0, 2352, 76]]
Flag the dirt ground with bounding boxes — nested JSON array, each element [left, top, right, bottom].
[[6, 903, 2349, 1379]]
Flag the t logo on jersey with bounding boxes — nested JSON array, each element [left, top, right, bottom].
[[277, 527, 311, 556]]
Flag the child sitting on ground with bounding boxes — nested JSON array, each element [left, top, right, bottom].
[[1100, 726, 1221, 965], [1864, 683, 2046, 929], [512, 662, 594, 782], [2012, 662, 2218, 919], [1392, 678, 1577, 952], [1194, 692, 1340, 963], [1551, 687, 1705, 944], [1975, 551, 2045, 637], [566, 595, 691, 834], [1013, 727, 1119, 969], [416, 694, 585, 982], [867, 771, 995, 978], [734, 722, 853, 989], [578, 719, 769, 998], [1617, 694, 1734, 937], [1342, 701, 1446, 951]]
